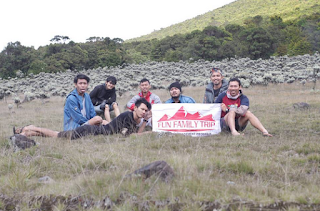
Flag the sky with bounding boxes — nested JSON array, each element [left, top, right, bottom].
[[0, 0, 236, 50]]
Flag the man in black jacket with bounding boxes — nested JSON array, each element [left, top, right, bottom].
[[14, 98, 152, 140], [90, 76, 120, 123]]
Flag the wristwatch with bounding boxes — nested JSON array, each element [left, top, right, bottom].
[[143, 119, 148, 122], [225, 108, 229, 113]]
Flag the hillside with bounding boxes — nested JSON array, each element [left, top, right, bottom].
[[129, 0, 320, 42]]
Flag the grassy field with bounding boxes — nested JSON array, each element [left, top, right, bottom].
[[1, 82, 320, 210]]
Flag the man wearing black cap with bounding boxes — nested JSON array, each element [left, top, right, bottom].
[[165, 82, 195, 103], [90, 76, 120, 123]]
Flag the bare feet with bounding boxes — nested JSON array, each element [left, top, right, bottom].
[[231, 131, 244, 136]]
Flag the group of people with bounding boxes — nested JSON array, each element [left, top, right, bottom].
[[13, 67, 272, 140]]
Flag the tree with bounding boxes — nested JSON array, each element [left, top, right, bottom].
[[239, 27, 274, 59], [50, 35, 70, 44], [0, 42, 35, 78]]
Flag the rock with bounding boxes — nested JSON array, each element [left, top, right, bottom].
[[126, 160, 174, 182], [38, 176, 54, 183], [9, 134, 36, 151], [8, 104, 13, 111], [293, 102, 310, 109]]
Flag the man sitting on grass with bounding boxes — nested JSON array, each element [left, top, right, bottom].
[[127, 78, 161, 110], [14, 99, 152, 140], [63, 74, 108, 131], [215, 78, 272, 137], [90, 76, 120, 123]]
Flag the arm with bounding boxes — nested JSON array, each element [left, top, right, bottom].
[[137, 110, 152, 133], [232, 105, 249, 116], [189, 97, 196, 103], [153, 95, 162, 104], [126, 95, 140, 110], [203, 93, 207, 103], [231, 95, 249, 116], [203, 89, 211, 103]]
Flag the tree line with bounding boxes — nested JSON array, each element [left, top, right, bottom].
[[0, 13, 319, 79]]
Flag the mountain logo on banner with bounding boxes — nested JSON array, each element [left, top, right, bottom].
[[157, 106, 216, 132]]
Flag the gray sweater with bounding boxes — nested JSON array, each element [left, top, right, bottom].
[[203, 79, 228, 103]]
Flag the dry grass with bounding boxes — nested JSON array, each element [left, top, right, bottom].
[[0, 82, 320, 210]]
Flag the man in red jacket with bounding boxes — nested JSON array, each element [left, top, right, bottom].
[[126, 78, 161, 110]]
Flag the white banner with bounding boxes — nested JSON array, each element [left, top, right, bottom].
[[152, 104, 221, 137]]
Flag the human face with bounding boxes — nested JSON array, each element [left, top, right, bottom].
[[228, 81, 241, 97], [140, 81, 151, 94], [210, 72, 223, 87], [134, 103, 149, 119], [105, 81, 115, 90], [75, 79, 88, 96], [170, 87, 181, 98]]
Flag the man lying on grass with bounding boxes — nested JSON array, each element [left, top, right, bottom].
[[14, 98, 152, 140], [215, 78, 272, 137]]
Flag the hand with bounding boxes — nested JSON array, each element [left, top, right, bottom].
[[143, 110, 152, 120], [102, 120, 109, 125], [221, 103, 227, 112]]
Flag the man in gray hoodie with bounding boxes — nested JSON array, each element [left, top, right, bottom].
[[203, 67, 228, 103]]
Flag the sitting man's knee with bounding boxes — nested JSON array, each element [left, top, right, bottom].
[[245, 110, 253, 117], [228, 110, 236, 116], [113, 103, 118, 109]]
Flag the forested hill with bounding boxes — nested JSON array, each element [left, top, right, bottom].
[[129, 0, 320, 42]]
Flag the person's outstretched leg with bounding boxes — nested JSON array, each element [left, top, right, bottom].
[[238, 111, 272, 137], [20, 125, 59, 137]]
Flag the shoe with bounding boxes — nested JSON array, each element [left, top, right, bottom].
[[13, 126, 24, 135]]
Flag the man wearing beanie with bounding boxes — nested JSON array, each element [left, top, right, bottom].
[[90, 76, 120, 123], [165, 82, 196, 103]]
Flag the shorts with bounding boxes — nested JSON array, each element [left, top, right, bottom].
[[58, 124, 110, 140], [220, 117, 247, 132], [94, 102, 117, 113]]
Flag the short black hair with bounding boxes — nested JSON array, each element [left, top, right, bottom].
[[140, 78, 150, 84], [135, 98, 151, 110], [74, 74, 90, 84], [107, 76, 117, 85], [228, 78, 241, 86]]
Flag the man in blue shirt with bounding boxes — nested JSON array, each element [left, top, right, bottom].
[[63, 74, 108, 131], [165, 82, 195, 103]]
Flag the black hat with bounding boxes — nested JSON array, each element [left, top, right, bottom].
[[169, 82, 181, 92], [107, 76, 117, 85]]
